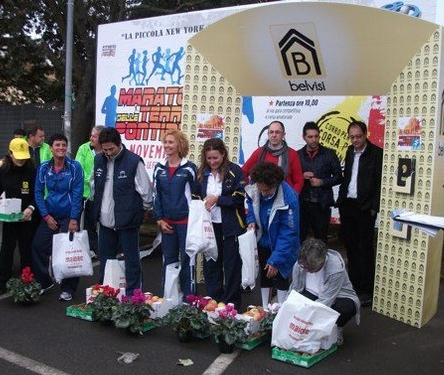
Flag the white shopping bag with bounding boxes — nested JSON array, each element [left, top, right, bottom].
[[163, 261, 183, 306], [271, 290, 340, 354], [103, 259, 126, 289], [185, 200, 218, 261], [238, 229, 259, 289], [52, 230, 93, 283]]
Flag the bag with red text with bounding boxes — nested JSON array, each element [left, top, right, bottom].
[[185, 200, 218, 261], [271, 290, 339, 354], [52, 230, 93, 282]]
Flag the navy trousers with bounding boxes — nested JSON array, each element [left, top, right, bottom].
[[98, 224, 141, 296], [32, 217, 79, 294]]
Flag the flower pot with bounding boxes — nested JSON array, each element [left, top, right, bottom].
[[217, 335, 235, 354], [178, 330, 193, 343], [99, 319, 114, 326]]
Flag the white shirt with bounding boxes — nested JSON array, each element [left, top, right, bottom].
[[347, 145, 366, 199], [206, 172, 222, 223]]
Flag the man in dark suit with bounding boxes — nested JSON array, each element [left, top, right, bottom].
[[336, 121, 383, 307]]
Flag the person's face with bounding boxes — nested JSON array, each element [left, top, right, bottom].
[[50, 140, 67, 158], [90, 130, 101, 149], [303, 129, 320, 151], [163, 135, 179, 157], [205, 149, 224, 172], [348, 125, 367, 151], [256, 182, 277, 197], [298, 259, 325, 273], [101, 142, 120, 158], [10, 153, 27, 167], [267, 122, 285, 148], [33, 130, 45, 147]]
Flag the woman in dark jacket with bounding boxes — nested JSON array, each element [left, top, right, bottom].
[[196, 138, 246, 308]]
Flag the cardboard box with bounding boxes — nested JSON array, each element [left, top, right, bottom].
[[271, 345, 337, 368], [141, 319, 156, 332], [0, 212, 23, 222], [0, 198, 21, 214], [149, 298, 173, 319], [236, 331, 271, 350], [66, 303, 96, 322]]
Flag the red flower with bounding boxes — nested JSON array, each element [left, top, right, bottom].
[[20, 267, 34, 284]]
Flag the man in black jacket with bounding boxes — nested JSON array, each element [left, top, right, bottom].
[[298, 122, 342, 243], [336, 121, 383, 307]]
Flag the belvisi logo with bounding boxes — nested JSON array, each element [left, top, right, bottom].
[[271, 24, 325, 79]]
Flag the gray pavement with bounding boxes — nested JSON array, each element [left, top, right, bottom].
[[0, 249, 443, 375]]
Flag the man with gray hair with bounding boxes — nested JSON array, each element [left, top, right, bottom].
[[290, 238, 360, 346]]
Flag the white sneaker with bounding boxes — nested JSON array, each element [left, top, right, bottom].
[[59, 292, 73, 302], [337, 327, 344, 346]]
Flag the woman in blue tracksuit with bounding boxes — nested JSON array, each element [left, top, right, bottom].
[[196, 138, 246, 309], [245, 161, 300, 307], [153, 129, 197, 298], [32, 133, 84, 301]]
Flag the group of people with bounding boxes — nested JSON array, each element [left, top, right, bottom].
[[153, 119, 381, 345], [0, 118, 382, 345], [0, 125, 152, 301]]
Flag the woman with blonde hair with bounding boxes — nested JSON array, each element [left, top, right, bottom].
[[153, 129, 197, 298], [196, 138, 246, 308]]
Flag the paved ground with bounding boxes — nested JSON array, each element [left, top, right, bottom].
[[0, 247, 443, 375]]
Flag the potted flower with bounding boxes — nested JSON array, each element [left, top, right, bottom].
[[111, 289, 154, 335], [208, 303, 248, 353], [159, 294, 210, 342], [6, 267, 41, 304], [89, 284, 121, 323]]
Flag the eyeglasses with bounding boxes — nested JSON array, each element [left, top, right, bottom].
[[298, 260, 324, 273]]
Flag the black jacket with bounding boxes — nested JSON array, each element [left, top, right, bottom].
[[336, 140, 383, 212], [298, 144, 342, 209], [195, 162, 246, 237]]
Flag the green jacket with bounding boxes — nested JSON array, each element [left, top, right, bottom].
[[30, 142, 52, 166], [75, 141, 96, 198]]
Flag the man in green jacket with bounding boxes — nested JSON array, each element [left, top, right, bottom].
[[75, 125, 105, 258], [27, 125, 52, 167]]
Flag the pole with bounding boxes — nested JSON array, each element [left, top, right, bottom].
[[64, 0, 74, 155]]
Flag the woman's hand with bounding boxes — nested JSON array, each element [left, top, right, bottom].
[[264, 264, 278, 278], [68, 219, 78, 233], [247, 223, 256, 231], [204, 195, 218, 211], [22, 207, 33, 221], [45, 215, 58, 231], [158, 220, 173, 234]]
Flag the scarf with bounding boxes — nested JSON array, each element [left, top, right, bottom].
[[258, 140, 289, 178]]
